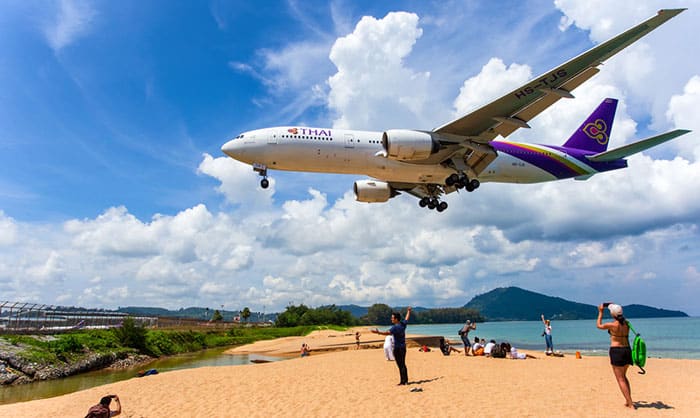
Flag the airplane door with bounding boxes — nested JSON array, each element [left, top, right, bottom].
[[344, 133, 355, 148], [268, 130, 278, 144]]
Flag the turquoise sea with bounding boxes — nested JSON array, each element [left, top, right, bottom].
[[408, 317, 700, 359]]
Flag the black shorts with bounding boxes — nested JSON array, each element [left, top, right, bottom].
[[609, 346, 633, 366]]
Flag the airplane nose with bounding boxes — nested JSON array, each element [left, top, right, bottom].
[[221, 139, 240, 158]]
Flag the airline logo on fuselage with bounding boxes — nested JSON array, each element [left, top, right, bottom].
[[582, 119, 609, 145], [287, 127, 332, 137]]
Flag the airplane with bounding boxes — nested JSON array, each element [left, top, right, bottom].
[[222, 9, 690, 212]]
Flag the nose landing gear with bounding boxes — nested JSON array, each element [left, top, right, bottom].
[[253, 163, 270, 189]]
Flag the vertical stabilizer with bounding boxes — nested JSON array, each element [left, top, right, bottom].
[[562, 98, 618, 152]]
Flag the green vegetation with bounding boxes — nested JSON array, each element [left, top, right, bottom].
[[275, 304, 359, 327], [241, 307, 251, 322], [0, 322, 326, 368]]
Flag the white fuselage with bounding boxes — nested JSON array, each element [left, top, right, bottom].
[[221, 127, 558, 185]]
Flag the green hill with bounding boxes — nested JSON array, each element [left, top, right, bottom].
[[465, 287, 688, 321]]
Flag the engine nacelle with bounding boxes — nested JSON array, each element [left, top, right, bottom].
[[381, 129, 440, 161], [353, 180, 396, 203]]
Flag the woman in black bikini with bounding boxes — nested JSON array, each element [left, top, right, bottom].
[[596, 303, 634, 409]]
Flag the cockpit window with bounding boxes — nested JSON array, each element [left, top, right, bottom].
[[234, 134, 245, 139]]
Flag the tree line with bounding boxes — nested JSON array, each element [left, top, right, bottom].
[[274, 304, 484, 327]]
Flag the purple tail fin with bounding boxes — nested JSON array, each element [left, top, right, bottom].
[[562, 98, 618, 152]]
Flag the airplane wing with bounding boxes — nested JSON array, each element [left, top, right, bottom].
[[432, 9, 685, 176]]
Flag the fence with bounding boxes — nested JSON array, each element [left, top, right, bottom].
[[0, 301, 157, 334]]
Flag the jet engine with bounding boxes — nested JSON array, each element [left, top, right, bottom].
[[381, 129, 440, 161], [353, 180, 397, 203]]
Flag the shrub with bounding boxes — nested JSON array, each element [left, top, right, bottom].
[[112, 317, 147, 352]]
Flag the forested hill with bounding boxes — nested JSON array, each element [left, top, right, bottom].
[[465, 287, 688, 321]]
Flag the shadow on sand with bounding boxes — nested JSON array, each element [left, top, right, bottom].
[[634, 400, 674, 410]]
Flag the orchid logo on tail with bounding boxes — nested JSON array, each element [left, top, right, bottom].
[[583, 119, 609, 145]]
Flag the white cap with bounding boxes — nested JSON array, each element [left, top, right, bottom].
[[608, 304, 623, 318]]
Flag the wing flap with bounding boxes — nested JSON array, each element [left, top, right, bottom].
[[586, 129, 691, 162]]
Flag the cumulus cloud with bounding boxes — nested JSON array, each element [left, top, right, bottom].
[[42, 0, 96, 52], [0, 211, 18, 246], [452, 58, 532, 117], [327, 12, 437, 130]]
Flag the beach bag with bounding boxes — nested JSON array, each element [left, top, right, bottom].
[[627, 321, 646, 375], [491, 345, 506, 358]]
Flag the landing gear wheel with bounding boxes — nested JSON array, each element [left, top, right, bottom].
[[437, 201, 448, 212], [446, 173, 460, 187], [260, 178, 269, 189], [470, 179, 480, 189], [465, 182, 474, 192], [427, 198, 437, 210], [419, 197, 429, 208]]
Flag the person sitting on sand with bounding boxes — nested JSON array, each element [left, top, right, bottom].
[[510, 347, 536, 360], [301, 343, 311, 357], [85, 394, 121, 418], [484, 339, 496, 356], [472, 336, 484, 355], [439, 337, 462, 356]]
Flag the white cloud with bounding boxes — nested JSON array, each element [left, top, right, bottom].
[[453, 58, 532, 117], [198, 154, 275, 208], [327, 12, 437, 130], [666, 75, 700, 160], [0, 211, 18, 246], [42, 0, 96, 52]]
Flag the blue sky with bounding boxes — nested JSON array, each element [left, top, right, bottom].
[[2, 0, 700, 315]]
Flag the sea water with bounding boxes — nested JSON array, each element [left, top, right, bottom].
[[408, 317, 700, 359]]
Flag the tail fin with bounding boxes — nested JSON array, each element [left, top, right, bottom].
[[562, 98, 618, 152]]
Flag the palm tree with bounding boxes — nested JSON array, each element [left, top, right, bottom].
[[241, 307, 251, 323]]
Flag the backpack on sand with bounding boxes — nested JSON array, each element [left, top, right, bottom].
[[490, 344, 506, 358], [626, 321, 646, 375]]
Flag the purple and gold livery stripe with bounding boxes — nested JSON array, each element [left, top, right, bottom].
[[493, 141, 595, 179]]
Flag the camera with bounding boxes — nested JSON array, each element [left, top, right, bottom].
[[602, 302, 611, 308]]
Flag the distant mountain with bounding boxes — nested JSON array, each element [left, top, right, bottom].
[[464, 287, 688, 321]]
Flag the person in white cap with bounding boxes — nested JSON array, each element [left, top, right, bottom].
[[596, 303, 634, 409]]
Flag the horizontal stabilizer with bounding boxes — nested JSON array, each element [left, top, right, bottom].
[[586, 129, 691, 162]]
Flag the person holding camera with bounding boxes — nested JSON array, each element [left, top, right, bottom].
[[458, 319, 476, 356], [541, 314, 554, 355], [85, 394, 121, 417], [597, 303, 634, 409]]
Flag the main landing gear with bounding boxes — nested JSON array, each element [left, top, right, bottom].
[[445, 173, 480, 192], [419, 197, 448, 212], [253, 163, 269, 189]]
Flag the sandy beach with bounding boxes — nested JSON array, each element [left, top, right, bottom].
[[1, 328, 698, 417]]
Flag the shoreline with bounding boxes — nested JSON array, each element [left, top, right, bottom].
[[1, 329, 698, 417]]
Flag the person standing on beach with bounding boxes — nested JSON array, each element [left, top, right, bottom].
[[541, 314, 554, 355], [597, 303, 634, 409], [459, 319, 476, 356], [85, 394, 121, 417], [372, 306, 411, 385]]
